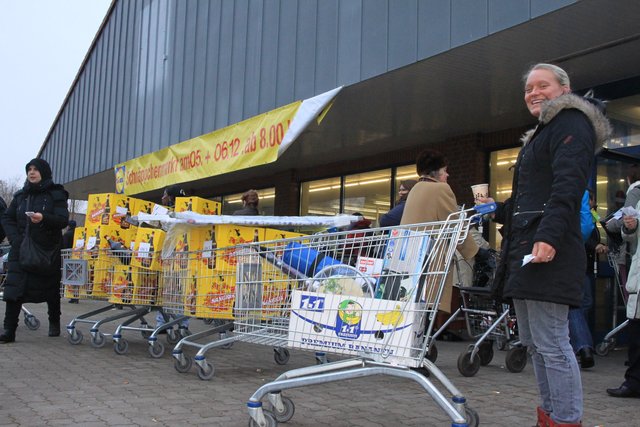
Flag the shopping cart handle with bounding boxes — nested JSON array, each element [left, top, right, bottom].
[[474, 202, 497, 215]]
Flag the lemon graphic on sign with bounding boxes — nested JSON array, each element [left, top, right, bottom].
[[376, 305, 404, 326], [115, 166, 126, 194]]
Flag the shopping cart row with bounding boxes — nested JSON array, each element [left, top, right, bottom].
[[58, 208, 500, 427]]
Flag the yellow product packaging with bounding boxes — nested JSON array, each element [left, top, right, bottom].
[[86, 193, 131, 228], [132, 199, 154, 216], [216, 225, 265, 269], [194, 272, 236, 319], [171, 228, 206, 273], [131, 267, 161, 306], [175, 196, 221, 215], [131, 228, 166, 271], [70, 227, 88, 260], [126, 225, 138, 250], [108, 265, 135, 304], [91, 257, 117, 298], [84, 225, 130, 264]]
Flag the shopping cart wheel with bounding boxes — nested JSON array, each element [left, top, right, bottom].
[[457, 347, 481, 377], [271, 396, 295, 423], [427, 344, 438, 363], [478, 341, 494, 366], [274, 348, 290, 365], [465, 405, 480, 427], [595, 340, 614, 357], [197, 362, 215, 380], [91, 332, 106, 348], [166, 329, 180, 345], [24, 315, 41, 331], [174, 356, 193, 373], [114, 338, 129, 355], [505, 346, 528, 373], [248, 409, 277, 427], [68, 329, 83, 345], [148, 341, 165, 358]]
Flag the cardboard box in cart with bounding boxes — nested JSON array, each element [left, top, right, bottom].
[[175, 196, 221, 215], [131, 228, 166, 271], [288, 290, 425, 366]]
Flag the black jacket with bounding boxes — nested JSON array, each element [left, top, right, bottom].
[[497, 94, 610, 307], [0, 196, 6, 243], [1, 179, 69, 302]]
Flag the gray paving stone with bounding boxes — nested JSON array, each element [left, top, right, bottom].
[[0, 299, 636, 426]]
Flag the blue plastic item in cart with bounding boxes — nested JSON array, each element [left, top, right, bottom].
[[282, 241, 342, 277]]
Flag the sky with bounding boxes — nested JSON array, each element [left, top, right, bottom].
[[0, 0, 111, 186]]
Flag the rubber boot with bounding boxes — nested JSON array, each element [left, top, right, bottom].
[[536, 406, 550, 427], [48, 320, 61, 337]]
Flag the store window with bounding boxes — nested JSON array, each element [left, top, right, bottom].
[[488, 147, 519, 249], [344, 169, 391, 226], [301, 167, 415, 226], [300, 177, 341, 216], [221, 188, 275, 215]]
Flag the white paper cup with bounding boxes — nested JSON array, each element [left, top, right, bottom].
[[471, 183, 489, 204]]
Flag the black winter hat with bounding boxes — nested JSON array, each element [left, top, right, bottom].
[[164, 185, 186, 198], [25, 158, 52, 181]]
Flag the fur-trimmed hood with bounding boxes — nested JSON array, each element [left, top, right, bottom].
[[521, 93, 611, 148]]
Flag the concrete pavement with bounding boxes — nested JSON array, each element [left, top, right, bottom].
[[0, 299, 635, 427]]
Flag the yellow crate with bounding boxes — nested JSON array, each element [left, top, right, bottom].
[[131, 228, 165, 271], [86, 193, 132, 228], [217, 224, 265, 268], [132, 267, 161, 305], [192, 257, 292, 320], [70, 227, 88, 260], [83, 225, 131, 262], [175, 196, 221, 215], [108, 265, 135, 304], [195, 272, 236, 319]]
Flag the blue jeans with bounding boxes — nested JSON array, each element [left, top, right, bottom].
[[513, 299, 582, 424], [156, 311, 189, 328], [568, 275, 594, 353]]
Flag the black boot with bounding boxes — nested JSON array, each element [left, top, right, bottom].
[[48, 321, 61, 337], [0, 330, 16, 343]]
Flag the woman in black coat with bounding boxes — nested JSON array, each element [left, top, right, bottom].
[[481, 64, 610, 426], [0, 158, 69, 343]]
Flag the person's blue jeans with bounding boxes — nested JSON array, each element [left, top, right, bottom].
[[513, 298, 582, 424], [156, 311, 189, 328], [568, 275, 594, 353]]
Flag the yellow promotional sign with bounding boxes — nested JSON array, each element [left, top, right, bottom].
[[115, 101, 302, 195]]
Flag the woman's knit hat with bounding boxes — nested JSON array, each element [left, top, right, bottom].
[[25, 158, 52, 181]]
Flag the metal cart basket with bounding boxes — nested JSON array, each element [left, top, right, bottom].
[[239, 208, 485, 427]]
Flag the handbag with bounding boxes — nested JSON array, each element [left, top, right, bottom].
[[18, 196, 59, 274]]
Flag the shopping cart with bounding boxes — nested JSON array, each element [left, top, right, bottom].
[[444, 285, 525, 377], [1, 247, 40, 331], [242, 207, 488, 427], [164, 226, 299, 381], [61, 247, 159, 348], [595, 248, 629, 356]]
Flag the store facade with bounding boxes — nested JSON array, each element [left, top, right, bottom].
[[36, 0, 640, 338]]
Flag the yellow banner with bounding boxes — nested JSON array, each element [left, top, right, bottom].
[[115, 101, 302, 195]]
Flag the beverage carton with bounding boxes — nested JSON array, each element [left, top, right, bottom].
[[131, 228, 166, 271], [86, 193, 132, 227], [175, 196, 221, 215]]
